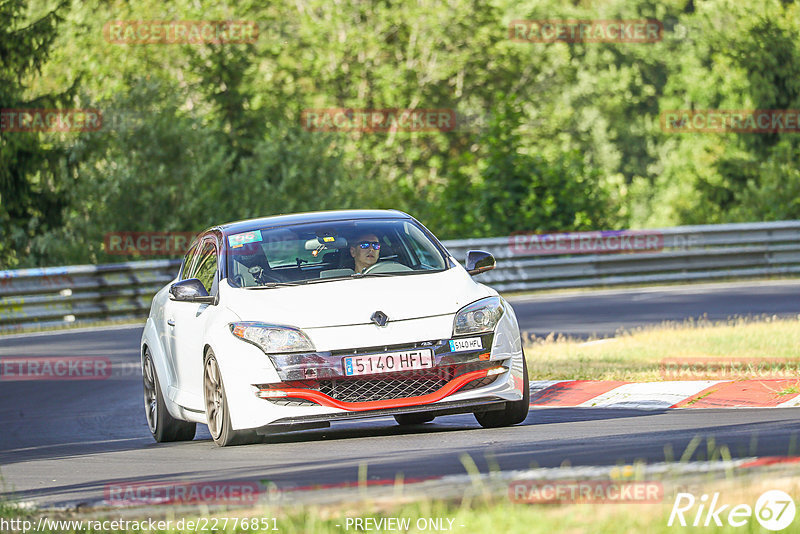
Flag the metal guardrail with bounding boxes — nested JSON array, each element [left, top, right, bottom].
[[444, 221, 800, 292], [1, 221, 798, 331], [0, 260, 180, 331]]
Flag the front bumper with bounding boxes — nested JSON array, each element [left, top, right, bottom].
[[257, 398, 508, 434], [221, 307, 525, 431]]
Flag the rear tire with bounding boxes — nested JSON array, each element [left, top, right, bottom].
[[204, 350, 261, 447], [475, 355, 530, 428], [143, 349, 196, 442], [394, 413, 435, 425]]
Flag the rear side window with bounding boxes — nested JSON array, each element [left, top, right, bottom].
[[192, 241, 218, 293]]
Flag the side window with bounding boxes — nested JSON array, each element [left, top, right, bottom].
[[192, 241, 218, 293], [180, 242, 199, 280]]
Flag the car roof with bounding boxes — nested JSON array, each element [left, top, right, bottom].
[[212, 209, 413, 237]]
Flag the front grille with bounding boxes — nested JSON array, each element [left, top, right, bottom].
[[461, 375, 499, 391], [319, 368, 452, 403], [257, 360, 503, 404]]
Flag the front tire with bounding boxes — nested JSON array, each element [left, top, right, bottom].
[[143, 349, 196, 442], [474, 355, 530, 428], [203, 350, 261, 447]]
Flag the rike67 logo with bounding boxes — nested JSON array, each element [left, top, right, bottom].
[[669, 490, 796, 531]]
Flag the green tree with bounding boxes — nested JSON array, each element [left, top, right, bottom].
[[0, 0, 76, 267], [435, 98, 616, 238], [28, 78, 359, 266], [646, 0, 800, 225]]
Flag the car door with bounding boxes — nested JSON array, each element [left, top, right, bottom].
[[164, 236, 220, 410], [156, 240, 199, 375]]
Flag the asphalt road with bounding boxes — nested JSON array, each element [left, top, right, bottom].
[[1, 280, 799, 508]]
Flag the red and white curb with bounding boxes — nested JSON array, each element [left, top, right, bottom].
[[530, 380, 800, 409]]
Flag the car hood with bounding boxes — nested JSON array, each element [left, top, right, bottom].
[[221, 267, 494, 329]]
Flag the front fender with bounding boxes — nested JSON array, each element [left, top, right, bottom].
[[207, 316, 284, 430], [489, 298, 525, 397]]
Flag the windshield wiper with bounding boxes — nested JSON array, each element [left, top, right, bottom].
[[351, 270, 440, 278], [296, 277, 349, 285], [245, 277, 348, 288], [245, 282, 289, 289]]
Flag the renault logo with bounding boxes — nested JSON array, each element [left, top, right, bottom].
[[370, 311, 389, 327]]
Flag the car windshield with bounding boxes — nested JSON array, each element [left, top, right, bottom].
[[226, 219, 449, 288]]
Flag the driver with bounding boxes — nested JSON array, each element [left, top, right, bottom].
[[349, 232, 381, 274]]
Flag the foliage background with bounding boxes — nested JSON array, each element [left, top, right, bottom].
[[1, 0, 798, 267]]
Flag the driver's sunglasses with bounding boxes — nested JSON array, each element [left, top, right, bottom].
[[357, 241, 381, 250]]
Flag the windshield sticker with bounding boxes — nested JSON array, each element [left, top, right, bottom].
[[228, 230, 263, 248]]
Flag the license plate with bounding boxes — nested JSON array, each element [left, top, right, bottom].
[[343, 348, 434, 377], [449, 337, 483, 352]]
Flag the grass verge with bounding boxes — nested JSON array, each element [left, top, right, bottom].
[[524, 316, 800, 381], [4, 473, 800, 533]]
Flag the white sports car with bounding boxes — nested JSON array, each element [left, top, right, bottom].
[[140, 210, 529, 446]]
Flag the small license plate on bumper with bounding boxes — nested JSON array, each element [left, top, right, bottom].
[[343, 348, 434, 377], [449, 337, 483, 352]]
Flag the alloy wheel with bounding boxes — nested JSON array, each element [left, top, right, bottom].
[[204, 357, 224, 438], [142, 353, 158, 433]]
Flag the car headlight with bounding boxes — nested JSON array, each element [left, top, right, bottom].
[[453, 296, 504, 336], [229, 322, 315, 354]]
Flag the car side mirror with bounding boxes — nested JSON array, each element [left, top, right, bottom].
[[169, 278, 215, 304], [465, 250, 496, 276]]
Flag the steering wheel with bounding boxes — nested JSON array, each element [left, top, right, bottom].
[[362, 262, 381, 275], [362, 260, 404, 275]]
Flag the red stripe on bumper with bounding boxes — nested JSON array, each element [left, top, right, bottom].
[[261, 368, 496, 411]]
